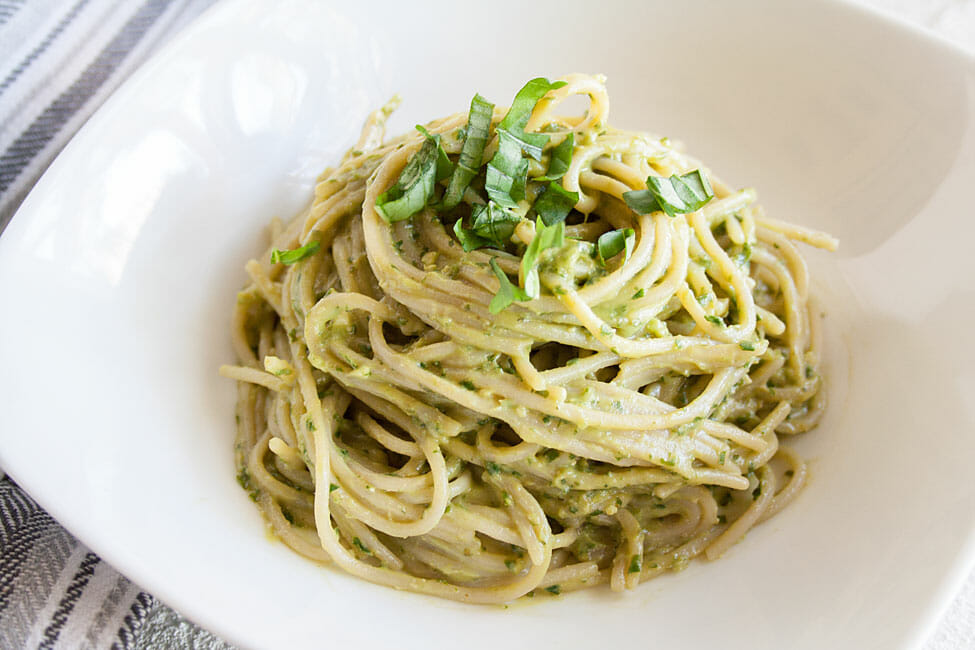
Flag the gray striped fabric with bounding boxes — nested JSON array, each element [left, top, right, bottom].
[[0, 477, 234, 649], [0, 0, 214, 231], [0, 1, 237, 647]]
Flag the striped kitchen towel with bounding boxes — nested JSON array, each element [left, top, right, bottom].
[[0, 0, 213, 232], [0, 476, 236, 649]]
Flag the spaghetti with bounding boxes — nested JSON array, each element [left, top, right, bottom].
[[221, 74, 837, 603]]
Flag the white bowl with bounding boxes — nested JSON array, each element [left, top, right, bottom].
[[1, 0, 973, 648]]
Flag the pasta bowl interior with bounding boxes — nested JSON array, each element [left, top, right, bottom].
[[0, 0, 973, 648]]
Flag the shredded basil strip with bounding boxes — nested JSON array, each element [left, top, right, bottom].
[[443, 95, 494, 209], [622, 169, 714, 217], [485, 78, 566, 207], [534, 181, 579, 226], [489, 258, 531, 313], [453, 202, 520, 251], [497, 78, 566, 160], [597, 228, 635, 266], [521, 218, 565, 298], [415, 125, 454, 182], [453, 218, 489, 252], [375, 133, 441, 222], [453, 218, 490, 252], [535, 133, 574, 182], [270, 241, 320, 265], [375, 128, 452, 222], [485, 133, 530, 207]]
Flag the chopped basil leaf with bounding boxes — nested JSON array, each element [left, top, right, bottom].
[[486, 78, 566, 207], [521, 218, 565, 298], [535, 133, 574, 182], [374, 131, 445, 222], [597, 228, 635, 266], [739, 341, 755, 351], [497, 77, 566, 160], [453, 218, 491, 251], [489, 258, 531, 313], [623, 169, 714, 217], [443, 94, 494, 209], [670, 168, 711, 207], [473, 203, 520, 247], [534, 181, 578, 226], [270, 241, 320, 265], [485, 132, 530, 207], [415, 125, 453, 182], [453, 202, 520, 251], [705, 315, 723, 326]]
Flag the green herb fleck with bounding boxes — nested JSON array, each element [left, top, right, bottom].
[[236, 468, 260, 502], [352, 537, 372, 554], [628, 554, 642, 574]]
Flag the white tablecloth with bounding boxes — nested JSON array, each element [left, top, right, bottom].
[[0, 1, 972, 648]]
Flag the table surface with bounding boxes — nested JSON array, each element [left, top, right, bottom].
[[0, 1, 972, 648]]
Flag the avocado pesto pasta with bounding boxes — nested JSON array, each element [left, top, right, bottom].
[[220, 73, 837, 603]]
